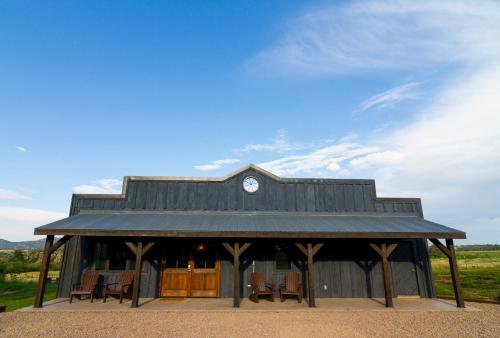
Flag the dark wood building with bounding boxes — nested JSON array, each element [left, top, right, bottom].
[[33, 164, 466, 308]]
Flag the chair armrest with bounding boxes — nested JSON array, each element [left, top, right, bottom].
[[265, 283, 276, 290], [120, 283, 131, 291]]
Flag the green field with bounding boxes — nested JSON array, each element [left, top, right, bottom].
[[431, 250, 500, 301], [0, 279, 57, 311]]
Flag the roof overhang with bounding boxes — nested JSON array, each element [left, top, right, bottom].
[[34, 210, 466, 239]]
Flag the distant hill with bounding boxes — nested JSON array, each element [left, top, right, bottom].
[[0, 238, 59, 250]]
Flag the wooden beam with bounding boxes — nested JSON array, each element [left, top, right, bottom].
[[125, 242, 137, 255], [222, 242, 235, 257], [380, 243, 394, 308], [131, 241, 143, 308], [369, 242, 396, 308], [294, 243, 308, 256], [34, 235, 54, 308], [141, 242, 155, 256], [49, 235, 72, 254], [233, 242, 240, 308], [368, 243, 383, 257], [429, 238, 451, 258], [386, 243, 399, 257], [239, 242, 252, 256], [312, 243, 324, 257], [446, 239, 465, 308], [306, 243, 316, 308]]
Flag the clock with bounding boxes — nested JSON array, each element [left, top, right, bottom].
[[242, 176, 259, 193]]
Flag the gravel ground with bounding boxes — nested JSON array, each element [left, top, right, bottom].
[[1, 302, 499, 337]]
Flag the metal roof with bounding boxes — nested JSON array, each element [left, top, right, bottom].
[[34, 210, 465, 239]]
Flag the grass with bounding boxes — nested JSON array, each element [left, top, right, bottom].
[[0, 276, 58, 312], [431, 250, 500, 301]]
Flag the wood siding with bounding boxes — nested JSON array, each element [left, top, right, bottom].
[[58, 238, 434, 299], [69, 169, 422, 216]]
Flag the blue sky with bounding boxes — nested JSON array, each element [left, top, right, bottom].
[[1, 1, 499, 243]]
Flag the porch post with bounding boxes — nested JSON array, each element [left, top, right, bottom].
[[294, 242, 323, 308], [369, 242, 398, 308], [131, 241, 143, 308], [34, 235, 54, 308], [380, 243, 394, 308], [446, 239, 465, 308], [233, 242, 240, 308], [222, 242, 251, 308], [429, 238, 464, 308], [306, 243, 316, 308]]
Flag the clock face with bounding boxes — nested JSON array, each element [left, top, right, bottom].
[[242, 176, 259, 193]]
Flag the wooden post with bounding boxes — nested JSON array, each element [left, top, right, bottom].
[[233, 242, 240, 308], [294, 242, 323, 308], [429, 238, 465, 308], [369, 242, 398, 308], [380, 243, 394, 308], [34, 235, 54, 308], [222, 242, 251, 308], [131, 241, 143, 308], [306, 243, 316, 308], [446, 239, 465, 308]]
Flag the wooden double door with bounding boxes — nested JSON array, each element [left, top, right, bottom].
[[160, 242, 220, 297]]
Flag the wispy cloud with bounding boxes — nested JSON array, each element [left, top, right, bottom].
[[259, 142, 378, 176], [15, 146, 27, 152], [358, 82, 421, 111], [249, 0, 500, 75], [237, 129, 302, 155], [245, 0, 500, 243], [194, 159, 240, 171], [0, 207, 66, 241], [73, 179, 122, 194], [0, 188, 30, 200]]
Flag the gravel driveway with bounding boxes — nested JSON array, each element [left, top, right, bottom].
[[1, 302, 499, 337]]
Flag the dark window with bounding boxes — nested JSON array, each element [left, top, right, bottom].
[[91, 242, 107, 270], [275, 246, 291, 270], [166, 245, 189, 268], [194, 243, 216, 269], [91, 241, 136, 271]]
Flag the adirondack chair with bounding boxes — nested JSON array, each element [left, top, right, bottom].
[[69, 271, 100, 303], [249, 272, 275, 303], [280, 271, 302, 303], [103, 271, 134, 303]]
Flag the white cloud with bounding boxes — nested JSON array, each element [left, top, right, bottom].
[[15, 145, 27, 152], [0, 207, 66, 241], [259, 143, 378, 176], [358, 82, 421, 111], [0, 188, 30, 200], [238, 129, 302, 154], [255, 62, 500, 243], [249, 0, 500, 75], [247, 0, 500, 243], [194, 159, 240, 171], [349, 151, 404, 169], [73, 179, 122, 194]]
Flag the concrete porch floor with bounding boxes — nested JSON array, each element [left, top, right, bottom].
[[20, 297, 478, 312]]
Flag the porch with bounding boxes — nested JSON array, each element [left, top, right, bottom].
[[23, 296, 476, 312]]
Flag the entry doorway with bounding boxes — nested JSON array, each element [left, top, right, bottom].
[[160, 242, 220, 297]]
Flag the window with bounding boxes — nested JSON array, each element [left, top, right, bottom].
[[275, 245, 291, 270], [90, 241, 136, 271], [193, 243, 216, 269]]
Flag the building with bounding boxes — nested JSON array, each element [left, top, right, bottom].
[[33, 164, 466, 308]]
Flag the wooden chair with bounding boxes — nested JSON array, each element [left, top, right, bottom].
[[69, 271, 100, 303], [249, 272, 275, 303], [280, 271, 302, 303], [103, 271, 134, 303]]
